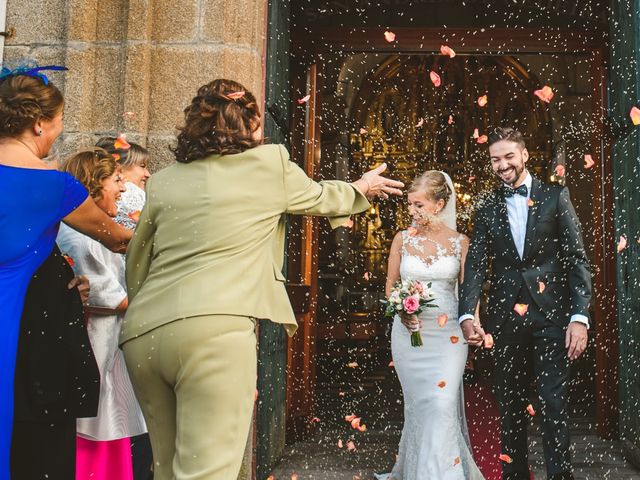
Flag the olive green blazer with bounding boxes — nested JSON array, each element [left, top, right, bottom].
[[120, 144, 370, 344]]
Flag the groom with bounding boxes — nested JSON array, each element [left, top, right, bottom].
[[458, 127, 592, 480]]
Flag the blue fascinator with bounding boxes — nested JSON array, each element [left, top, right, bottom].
[[0, 61, 68, 85]]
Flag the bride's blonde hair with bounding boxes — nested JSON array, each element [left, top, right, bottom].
[[409, 170, 452, 206]]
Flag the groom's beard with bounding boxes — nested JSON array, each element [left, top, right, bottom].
[[496, 163, 525, 186]]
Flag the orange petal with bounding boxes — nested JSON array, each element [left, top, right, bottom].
[[477, 135, 488, 144], [429, 71, 441, 87], [338, 391, 346, 397], [437, 380, 447, 388], [363, 272, 370, 280], [338, 439, 343, 448], [311, 417, 321, 423], [416, 118, 424, 127], [468, 175, 476, 183], [347, 361, 359, 368], [62, 254, 75, 267], [630, 106, 640, 125], [584, 154, 595, 169], [448, 114, 454, 125], [477, 95, 488, 107], [122, 111, 136, 119], [388, 360, 395, 367], [514, 303, 529, 316], [384, 30, 396, 42], [437, 314, 448, 327], [291, 474, 298, 480], [450, 336, 459, 344], [340, 217, 354, 229], [359, 127, 367, 134], [357, 424, 367, 432], [113, 153, 121, 161], [350, 417, 362, 429], [534, 85, 554, 103], [527, 404, 536, 416], [472, 128, 479, 139], [346, 440, 356, 451], [617, 235, 627, 253], [483, 333, 494, 349], [555, 164, 566, 177], [454, 456, 461, 466], [227, 91, 245, 100], [345, 414, 357, 422], [499, 453, 513, 463], [440, 45, 456, 58], [538, 281, 546, 294], [127, 210, 141, 222], [297, 94, 311, 105], [267, 476, 275, 480], [527, 198, 535, 207], [114, 134, 131, 150]]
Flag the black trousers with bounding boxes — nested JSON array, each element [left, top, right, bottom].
[[11, 418, 76, 479], [131, 433, 154, 480], [494, 287, 572, 479]]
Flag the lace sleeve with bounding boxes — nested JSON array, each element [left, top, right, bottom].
[[453, 234, 464, 259]]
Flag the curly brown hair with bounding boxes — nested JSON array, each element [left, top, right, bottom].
[[173, 79, 262, 163], [0, 75, 64, 138], [61, 148, 119, 201]]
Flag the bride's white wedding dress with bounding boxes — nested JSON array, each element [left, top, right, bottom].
[[378, 230, 485, 480]]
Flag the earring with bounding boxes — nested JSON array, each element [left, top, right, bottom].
[[38, 129, 43, 136]]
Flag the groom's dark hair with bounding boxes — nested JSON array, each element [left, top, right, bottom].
[[488, 127, 526, 150]]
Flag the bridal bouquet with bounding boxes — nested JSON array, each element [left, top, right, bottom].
[[381, 280, 437, 347]]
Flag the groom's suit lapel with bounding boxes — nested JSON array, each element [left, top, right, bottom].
[[522, 177, 542, 262], [496, 191, 522, 263]]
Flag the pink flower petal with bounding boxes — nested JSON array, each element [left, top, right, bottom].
[[440, 45, 456, 58], [584, 154, 595, 169], [534, 85, 554, 103], [429, 71, 441, 87], [477, 95, 488, 107], [384, 30, 396, 42], [630, 106, 640, 125], [297, 94, 311, 105]]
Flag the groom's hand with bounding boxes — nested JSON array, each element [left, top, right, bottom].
[[566, 322, 588, 360], [461, 319, 485, 347]]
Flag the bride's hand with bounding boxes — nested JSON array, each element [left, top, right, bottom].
[[461, 319, 485, 347], [401, 313, 420, 333], [352, 163, 404, 200]]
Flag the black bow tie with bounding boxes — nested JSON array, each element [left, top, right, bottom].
[[503, 184, 528, 198]]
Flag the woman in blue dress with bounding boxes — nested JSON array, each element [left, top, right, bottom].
[[0, 68, 133, 479]]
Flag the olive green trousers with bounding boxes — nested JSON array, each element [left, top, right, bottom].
[[123, 315, 256, 480]]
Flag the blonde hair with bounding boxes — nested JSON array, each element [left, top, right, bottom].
[[61, 148, 119, 200], [408, 170, 452, 206]]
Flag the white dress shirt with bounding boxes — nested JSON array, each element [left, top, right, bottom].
[[459, 171, 589, 328]]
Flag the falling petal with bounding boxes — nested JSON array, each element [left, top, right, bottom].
[[584, 154, 595, 169], [484, 333, 494, 349], [114, 134, 131, 150], [617, 235, 627, 252], [338, 439, 343, 448], [440, 45, 456, 58], [347, 361, 359, 368], [357, 424, 367, 432], [127, 210, 141, 223], [472, 128, 479, 139], [345, 414, 357, 422], [454, 456, 461, 466], [468, 176, 476, 183], [499, 454, 513, 463], [477, 135, 488, 144], [291, 474, 298, 480], [534, 85, 554, 103], [555, 164, 566, 177], [477, 95, 488, 107], [363, 272, 370, 280], [388, 360, 394, 367], [416, 118, 424, 127], [448, 114, 454, 125], [514, 303, 529, 316], [113, 153, 121, 161], [429, 71, 441, 87], [538, 281, 546, 293], [338, 391, 346, 397], [297, 94, 311, 105], [360, 127, 368, 134], [437, 380, 447, 388], [528, 198, 535, 207], [227, 91, 245, 100], [384, 30, 396, 42], [437, 314, 448, 327], [311, 417, 320, 423], [350, 417, 362, 429], [340, 217, 354, 228], [630, 106, 640, 125], [346, 440, 357, 451], [527, 404, 536, 416], [122, 111, 136, 119], [450, 336, 459, 344]]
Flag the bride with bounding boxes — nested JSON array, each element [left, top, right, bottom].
[[377, 171, 485, 480]]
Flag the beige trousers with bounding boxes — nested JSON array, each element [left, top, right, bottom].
[[122, 315, 257, 480]]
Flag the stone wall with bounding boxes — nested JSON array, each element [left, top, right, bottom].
[[4, 0, 267, 171]]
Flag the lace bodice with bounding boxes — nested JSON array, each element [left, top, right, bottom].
[[400, 229, 463, 283]]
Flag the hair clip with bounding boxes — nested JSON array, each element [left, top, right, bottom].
[[0, 64, 68, 85]]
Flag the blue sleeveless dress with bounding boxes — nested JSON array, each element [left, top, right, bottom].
[[0, 165, 87, 479]]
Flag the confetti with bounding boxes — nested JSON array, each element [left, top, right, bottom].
[[555, 164, 566, 177], [584, 154, 595, 169], [429, 71, 441, 87], [297, 94, 311, 104], [311, 417, 320, 423], [617, 235, 627, 252], [514, 303, 529, 316], [437, 314, 448, 327], [630, 106, 640, 125], [538, 281, 546, 293], [477, 95, 488, 107], [350, 417, 362, 429], [450, 336, 459, 344], [227, 91, 245, 100], [114, 134, 130, 150], [338, 391, 346, 397], [468, 176, 476, 182], [499, 454, 513, 463], [527, 404, 536, 416], [440, 45, 456, 58], [484, 333, 494, 349], [477, 135, 488, 144], [384, 30, 396, 42], [437, 380, 447, 388], [363, 272, 370, 280], [534, 85, 554, 103]]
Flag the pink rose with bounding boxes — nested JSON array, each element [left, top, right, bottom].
[[403, 295, 420, 314], [413, 281, 424, 294]]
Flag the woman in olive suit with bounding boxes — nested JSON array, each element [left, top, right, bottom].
[[121, 78, 403, 480]]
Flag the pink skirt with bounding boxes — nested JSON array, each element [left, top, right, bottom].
[[76, 436, 133, 480]]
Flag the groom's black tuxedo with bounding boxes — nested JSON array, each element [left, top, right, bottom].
[[459, 176, 591, 333], [459, 176, 592, 480]]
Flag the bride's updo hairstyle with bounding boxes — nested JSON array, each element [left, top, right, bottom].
[[173, 78, 262, 163], [408, 170, 452, 207]]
